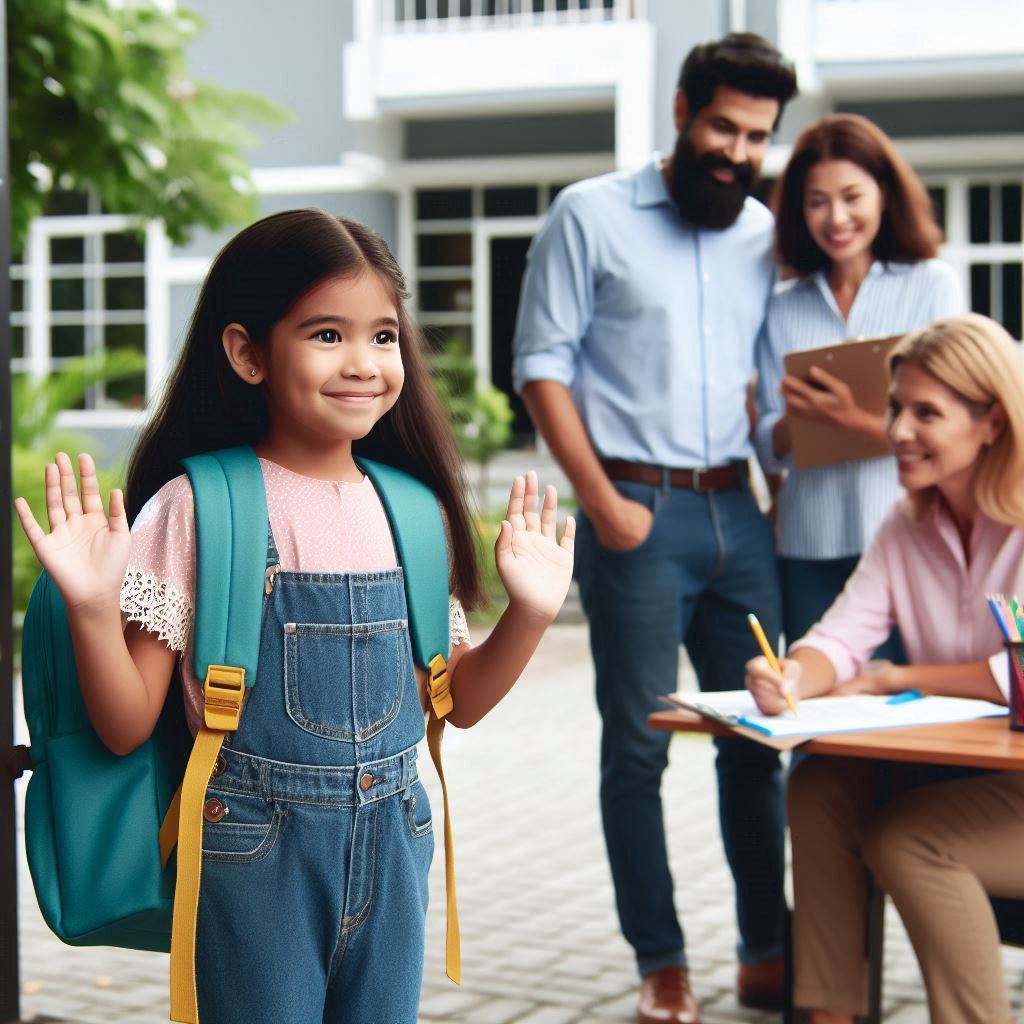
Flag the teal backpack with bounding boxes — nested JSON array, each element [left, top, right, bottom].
[[21, 446, 455, 1022]]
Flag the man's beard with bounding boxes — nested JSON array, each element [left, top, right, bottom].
[[670, 131, 756, 230]]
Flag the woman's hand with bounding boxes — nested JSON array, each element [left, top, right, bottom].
[[496, 471, 576, 624], [745, 654, 802, 716], [832, 662, 903, 697], [780, 367, 886, 440], [15, 452, 130, 612]]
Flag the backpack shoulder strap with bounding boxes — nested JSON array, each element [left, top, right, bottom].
[[166, 445, 268, 1024], [182, 445, 268, 688], [356, 457, 461, 984], [356, 458, 450, 668]]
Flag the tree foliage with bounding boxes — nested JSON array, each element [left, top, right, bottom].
[[7, 0, 290, 252]]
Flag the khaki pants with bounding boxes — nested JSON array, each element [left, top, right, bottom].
[[788, 756, 1024, 1024]]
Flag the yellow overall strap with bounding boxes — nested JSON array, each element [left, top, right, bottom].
[[426, 654, 460, 984], [164, 666, 247, 1024]]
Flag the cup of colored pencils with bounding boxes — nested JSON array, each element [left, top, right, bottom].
[[985, 593, 1024, 731]]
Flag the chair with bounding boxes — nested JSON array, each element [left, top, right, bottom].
[[861, 892, 1024, 1024]]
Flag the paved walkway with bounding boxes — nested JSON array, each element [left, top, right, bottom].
[[14, 623, 1024, 1022]]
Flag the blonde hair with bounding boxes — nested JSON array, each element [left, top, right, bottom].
[[890, 313, 1024, 526]]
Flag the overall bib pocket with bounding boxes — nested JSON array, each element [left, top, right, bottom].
[[201, 789, 284, 864], [284, 620, 410, 741]]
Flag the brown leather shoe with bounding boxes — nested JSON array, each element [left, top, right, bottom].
[[737, 955, 786, 1010], [636, 966, 701, 1023]]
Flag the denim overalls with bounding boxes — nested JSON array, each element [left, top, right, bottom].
[[194, 528, 434, 1024]]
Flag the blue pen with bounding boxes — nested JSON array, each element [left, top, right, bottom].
[[886, 689, 923, 705]]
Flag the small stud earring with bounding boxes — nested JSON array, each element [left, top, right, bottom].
[[249, 369, 257, 378]]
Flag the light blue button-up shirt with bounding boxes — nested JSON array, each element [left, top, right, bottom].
[[754, 259, 964, 559], [512, 157, 775, 468]]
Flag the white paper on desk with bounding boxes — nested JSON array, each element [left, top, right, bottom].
[[668, 690, 1007, 738]]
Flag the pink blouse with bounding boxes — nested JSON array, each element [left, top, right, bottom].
[[792, 496, 1022, 698], [120, 458, 471, 732]]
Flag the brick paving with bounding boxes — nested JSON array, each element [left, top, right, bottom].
[[14, 621, 1024, 1022]]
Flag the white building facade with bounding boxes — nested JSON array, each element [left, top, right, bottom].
[[12, 0, 1024, 450]]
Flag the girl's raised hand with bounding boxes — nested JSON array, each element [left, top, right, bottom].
[[15, 452, 131, 611], [496, 471, 575, 623]]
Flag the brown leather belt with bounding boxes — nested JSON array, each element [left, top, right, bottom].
[[601, 459, 743, 493]]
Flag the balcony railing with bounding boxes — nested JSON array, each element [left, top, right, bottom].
[[380, 0, 646, 32]]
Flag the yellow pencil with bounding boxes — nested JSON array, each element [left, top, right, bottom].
[[747, 613, 798, 715]]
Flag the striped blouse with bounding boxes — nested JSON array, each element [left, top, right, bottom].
[[754, 259, 964, 560]]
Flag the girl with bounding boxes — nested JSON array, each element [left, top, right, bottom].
[[747, 314, 1024, 1023], [16, 209, 575, 1023], [755, 114, 964, 650]]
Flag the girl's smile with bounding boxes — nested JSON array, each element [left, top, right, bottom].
[[239, 271, 405, 475]]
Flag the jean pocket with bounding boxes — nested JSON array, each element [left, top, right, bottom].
[[201, 790, 284, 864], [284, 620, 410, 741], [404, 779, 433, 839], [594, 481, 660, 554]]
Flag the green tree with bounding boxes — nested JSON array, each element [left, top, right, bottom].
[[7, 0, 290, 253]]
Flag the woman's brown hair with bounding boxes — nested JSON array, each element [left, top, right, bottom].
[[773, 114, 942, 275], [125, 209, 484, 608], [890, 313, 1024, 527]]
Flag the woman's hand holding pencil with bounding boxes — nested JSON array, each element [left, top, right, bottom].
[[745, 613, 801, 716]]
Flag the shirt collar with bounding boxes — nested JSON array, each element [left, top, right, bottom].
[[634, 155, 675, 209]]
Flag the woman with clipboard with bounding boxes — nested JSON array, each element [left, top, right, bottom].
[[748, 315, 1024, 1023], [754, 114, 964, 652]]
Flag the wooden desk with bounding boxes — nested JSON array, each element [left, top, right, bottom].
[[649, 707, 1024, 1024], [649, 708, 1024, 771]]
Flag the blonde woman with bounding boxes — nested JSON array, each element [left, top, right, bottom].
[[746, 314, 1024, 1024]]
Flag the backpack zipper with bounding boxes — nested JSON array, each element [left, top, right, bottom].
[[264, 564, 282, 594]]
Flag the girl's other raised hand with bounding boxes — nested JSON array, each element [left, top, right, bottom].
[[496, 470, 575, 624], [15, 452, 131, 611]]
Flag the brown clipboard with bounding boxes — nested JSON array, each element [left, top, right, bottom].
[[783, 334, 902, 469]]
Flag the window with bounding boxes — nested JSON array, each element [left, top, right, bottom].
[[11, 200, 153, 411], [926, 177, 1024, 341]]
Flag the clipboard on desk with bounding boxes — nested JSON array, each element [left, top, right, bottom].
[[783, 334, 902, 469]]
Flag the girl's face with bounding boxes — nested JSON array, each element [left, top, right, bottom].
[[259, 271, 405, 448], [802, 158, 884, 272], [887, 362, 1001, 500]]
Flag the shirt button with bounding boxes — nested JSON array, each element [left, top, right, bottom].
[[203, 797, 226, 823], [211, 754, 226, 778], [360, 772, 375, 792]]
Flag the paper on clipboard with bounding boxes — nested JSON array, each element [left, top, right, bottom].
[[783, 334, 902, 469], [664, 689, 1007, 749]]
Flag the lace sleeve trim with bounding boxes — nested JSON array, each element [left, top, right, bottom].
[[121, 569, 194, 652], [449, 596, 472, 648]]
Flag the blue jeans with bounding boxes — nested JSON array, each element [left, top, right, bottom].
[[195, 535, 432, 1023], [576, 478, 785, 974], [779, 555, 906, 663]]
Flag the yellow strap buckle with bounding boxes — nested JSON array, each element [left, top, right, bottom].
[[427, 653, 453, 720], [203, 664, 246, 731]]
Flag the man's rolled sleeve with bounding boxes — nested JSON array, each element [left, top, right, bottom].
[[512, 193, 595, 394]]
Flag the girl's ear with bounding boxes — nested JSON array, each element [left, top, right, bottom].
[[222, 324, 264, 384]]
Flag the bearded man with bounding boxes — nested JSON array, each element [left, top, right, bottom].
[[512, 34, 798, 1024]]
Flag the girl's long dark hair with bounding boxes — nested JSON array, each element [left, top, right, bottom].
[[126, 209, 484, 608]]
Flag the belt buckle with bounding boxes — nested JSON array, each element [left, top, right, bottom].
[[691, 466, 709, 493]]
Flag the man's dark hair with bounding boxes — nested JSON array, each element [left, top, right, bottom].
[[678, 32, 798, 122]]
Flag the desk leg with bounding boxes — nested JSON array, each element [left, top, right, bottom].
[[864, 877, 885, 1024]]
